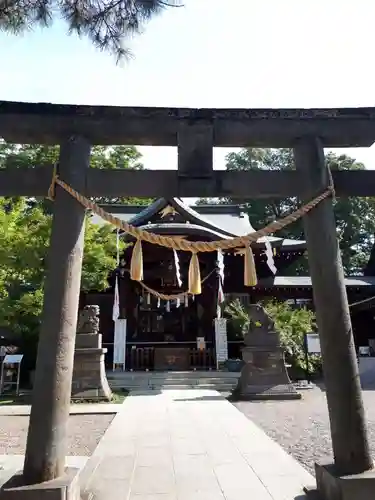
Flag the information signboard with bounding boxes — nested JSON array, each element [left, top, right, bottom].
[[1, 354, 23, 395], [306, 333, 321, 354]]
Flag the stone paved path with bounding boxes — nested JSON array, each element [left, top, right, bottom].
[[80, 390, 314, 499]]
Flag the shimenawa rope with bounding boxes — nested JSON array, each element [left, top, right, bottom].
[[47, 165, 334, 294]]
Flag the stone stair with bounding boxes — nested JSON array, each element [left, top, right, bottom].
[[106, 370, 240, 392]]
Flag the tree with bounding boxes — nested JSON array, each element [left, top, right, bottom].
[[0, 196, 124, 372], [264, 300, 317, 373], [0, 0, 182, 61], [205, 148, 375, 275], [0, 141, 152, 205]]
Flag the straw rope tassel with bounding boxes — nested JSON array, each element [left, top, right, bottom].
[[244, 245, 257, 287], [130, 239, 144, 281], [188, 252, 201, 295]]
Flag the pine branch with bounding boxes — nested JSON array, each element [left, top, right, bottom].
[[0, 0, 183, 60]]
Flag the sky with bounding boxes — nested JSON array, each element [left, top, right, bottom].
[[1, 0, 375, 175]]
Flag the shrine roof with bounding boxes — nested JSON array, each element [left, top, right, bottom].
[[257, 276, 375, 289], [92, 198, 306, 250]]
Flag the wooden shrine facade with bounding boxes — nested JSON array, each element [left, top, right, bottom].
[[83, 198, 375, 370], [2, 101, 375, 486]]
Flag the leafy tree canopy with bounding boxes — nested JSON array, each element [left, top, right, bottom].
[[0, 196, 124, 370], [0, 0, 182, 60], [198, 148, 375, 275]]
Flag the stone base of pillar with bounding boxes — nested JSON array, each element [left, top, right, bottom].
[[0, 467, 80, 500], [304, 462, 375, 500], [71, 334, 112, 401]]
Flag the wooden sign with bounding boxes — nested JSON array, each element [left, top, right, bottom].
[[197, 337, 206, 351]]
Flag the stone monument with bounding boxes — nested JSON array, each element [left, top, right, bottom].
[[232, 304, 301, 400], [71, 305, 112, 401]]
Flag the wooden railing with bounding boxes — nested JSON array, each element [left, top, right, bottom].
[[190, 348, 215, 370], [118, 347, 216, 371], [126, 347, 154, 371], [105, 344, 239, 371]]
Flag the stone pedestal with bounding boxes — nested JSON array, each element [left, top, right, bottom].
[[305, 462, 375, 500], [71, 334, 112, 401], [232, 304, 300, 400], [0, 467, 80, 500]]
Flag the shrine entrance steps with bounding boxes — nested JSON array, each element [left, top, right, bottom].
[[107, 370, 240, 392]]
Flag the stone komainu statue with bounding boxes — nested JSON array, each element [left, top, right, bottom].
[[77, 305, 100, 335], [245, 304, 275, 336]]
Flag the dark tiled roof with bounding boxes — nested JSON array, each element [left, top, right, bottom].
[[257, 276, 375, 288], [91, 198, 306, 250]]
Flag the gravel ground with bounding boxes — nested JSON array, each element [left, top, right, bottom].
[[0, 414, 114, 456], [233, 386, 375, 475]]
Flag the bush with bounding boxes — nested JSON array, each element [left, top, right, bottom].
[[264, 300, 317, 371]]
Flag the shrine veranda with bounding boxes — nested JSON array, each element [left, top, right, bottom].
[[1, 101, 375, 484]]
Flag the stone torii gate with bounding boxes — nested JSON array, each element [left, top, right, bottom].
[[1, 102, 375, 500]]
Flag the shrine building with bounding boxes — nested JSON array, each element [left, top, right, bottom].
[[82, 197, 375, 371]]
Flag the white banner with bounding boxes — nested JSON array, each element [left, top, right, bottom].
[[173, 249, 182, 287], [113, 318, 127, 370], [215, 318, 228, 368], [112, 275, 120, 321], [264, 237, 277, 274]]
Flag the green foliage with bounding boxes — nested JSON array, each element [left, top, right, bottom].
[[0, 1, 182, 61], [224, 298, 318, 372], [82, 222, 123, 292], [211, 148, 375, 275], [0, 197, 124, 371], [224, 299, 250, 338], [263, 300, 317, 371]]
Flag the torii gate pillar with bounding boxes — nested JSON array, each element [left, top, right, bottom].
[[22, 137, 91, 486], [294, 137, 374, 499]]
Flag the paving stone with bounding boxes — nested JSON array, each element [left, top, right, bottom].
[[129, 495, 177, 500], [89, 478, 130, 499], [94, 456, 134, 479], [131, 465, 175, 495], [177, 491, 225, 500], [136, 447, 173, 467]]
